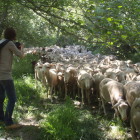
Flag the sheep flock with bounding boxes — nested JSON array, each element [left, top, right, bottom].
[[24, 44, 140, 140]]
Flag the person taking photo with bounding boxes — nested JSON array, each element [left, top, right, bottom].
[[0, 27, 24, 130]]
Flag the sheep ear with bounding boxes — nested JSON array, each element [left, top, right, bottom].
[[112, 102, 120, 109]]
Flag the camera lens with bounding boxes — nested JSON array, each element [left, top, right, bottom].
[[15, 42, 21, 49]]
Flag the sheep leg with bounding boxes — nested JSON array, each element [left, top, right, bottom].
[[131, 119, 137, 140], [61, 85, 65, 97], [99, 92, 102, 110], [50, 86, 53, 103], [99, 99, 102, 110], [114, 108, 121, 123], [96, 91, 99, 102], [65, 84, 67, 99], [42, 72, 45, 87], [59, 85, 62, 97], [73, 85, 75, 99], [87, 89, 91, 104], [86, 90, 88, 99], [78, 87, 81, 98], [114, 108, 119, 118], [81, 89, 84, 109], [35, 72, 37, 88], [46, 85, 49, 98], [54, 86, 56, 96], [101, 97, 107, 114]]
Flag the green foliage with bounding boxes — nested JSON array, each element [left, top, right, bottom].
[[39, 98, 103, 140], [129, 52, 140, 63], [56, 34, 79, 47], [1, 0, 140, 59], [40, 98, 81, 140], [0, 1, 57, 47], [5, 54, 46, 120], [12, 54, 40, 78]]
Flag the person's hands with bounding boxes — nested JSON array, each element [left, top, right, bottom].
[[20, 42, 24, 47]]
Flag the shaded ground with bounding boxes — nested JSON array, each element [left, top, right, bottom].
[[0, 95, 133, 140]]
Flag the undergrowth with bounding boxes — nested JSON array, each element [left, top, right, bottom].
[[39, 98, 102, 140]]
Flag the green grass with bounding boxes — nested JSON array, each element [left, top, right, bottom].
[[0, 54, 130, 140], [39, 98, 103, 140]]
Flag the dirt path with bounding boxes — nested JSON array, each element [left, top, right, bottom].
[[0, 96, 133, 140]]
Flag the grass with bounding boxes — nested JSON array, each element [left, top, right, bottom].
[[0, 54, 131, 140]]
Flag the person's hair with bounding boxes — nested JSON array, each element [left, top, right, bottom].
[[4, 27, 16, 40]]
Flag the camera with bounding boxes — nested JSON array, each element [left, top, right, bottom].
[[14, 42, 21, 49]]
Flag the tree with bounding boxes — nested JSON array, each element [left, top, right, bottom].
[[15, 0, 140, 49], [1, 0, 140, 59], [0, 0, 57, 47]]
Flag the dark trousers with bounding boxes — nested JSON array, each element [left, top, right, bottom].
[[0, 80, 17, 126]]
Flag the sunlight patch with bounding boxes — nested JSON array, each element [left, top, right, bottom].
[[107, 126, 126, 139]]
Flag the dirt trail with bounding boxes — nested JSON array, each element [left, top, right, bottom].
[[1, 96, 133, 140]]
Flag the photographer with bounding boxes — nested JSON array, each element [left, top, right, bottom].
[[0, 27, 24, 130]]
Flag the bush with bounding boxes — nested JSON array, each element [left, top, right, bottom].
[[40, 98, 81, 140], [12, 53, 40, 78], [129, 52, 140, 63], [39, 97, 103, 140]]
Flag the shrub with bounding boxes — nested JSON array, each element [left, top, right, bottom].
[[12, 53, 40, 78], [40, 98, 81, 140]]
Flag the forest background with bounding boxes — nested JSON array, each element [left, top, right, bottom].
[[1, 0, 140, 61]]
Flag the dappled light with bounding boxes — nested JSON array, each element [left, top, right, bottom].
[[1, 0, 140, 139]]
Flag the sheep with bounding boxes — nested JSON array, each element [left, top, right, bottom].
[[124, 81, 140, 107], [104, 69, 117, 81], [34, 61, 44, 88], [98, 64, 111, 74], [116, 71, 128, 85], [42, 63, 58, 103], [133, 63, 140, 73], [125, 72, 138, 81], [77, 70, 95, 108], [99, 78, 128, 121], [57, 72, 65, 97], [63, 67, 77, 99], [134, 75, 140, 81], [116, 60, 128, 71], [92, 72, 105, 101], [130, 97, 140, 140], [125, 60, 133, 68], [116, 67, 137, 82]]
